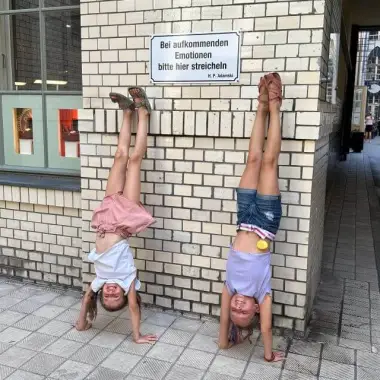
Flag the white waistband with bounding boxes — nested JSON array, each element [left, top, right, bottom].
[[237, 223, 275, 241]]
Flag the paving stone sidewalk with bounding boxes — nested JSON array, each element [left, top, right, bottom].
[[1, 144, 380, 379]]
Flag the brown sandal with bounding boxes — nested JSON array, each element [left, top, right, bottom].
[[258, 76, 269, 108], [128, 87, 152, 114], [109, 92, 134, 110], [264, 72, 283, 106]]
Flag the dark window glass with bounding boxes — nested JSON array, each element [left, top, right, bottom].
[[44, 10, 81, 91], [12, 13, 41, 90], [11, 0, 39, 9], [43, 0, 80, 7]]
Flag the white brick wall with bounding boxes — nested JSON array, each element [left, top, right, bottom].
[[77, 0, 335, 329], [0, 186, 82, 287]]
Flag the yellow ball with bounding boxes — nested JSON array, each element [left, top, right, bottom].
[[257, 240, 269, 251]]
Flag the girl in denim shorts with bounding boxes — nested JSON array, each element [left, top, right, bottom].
[[218, 73, 284, 362], [75, 88, 157, 345]]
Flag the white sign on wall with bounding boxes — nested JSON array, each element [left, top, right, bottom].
[[150, 31, 241, 83]]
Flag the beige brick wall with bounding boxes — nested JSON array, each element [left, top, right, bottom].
[[79, 0, 335, 328], [0, 185, 82, 287]]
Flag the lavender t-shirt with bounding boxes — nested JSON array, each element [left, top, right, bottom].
[[225, 247, 271, 304]]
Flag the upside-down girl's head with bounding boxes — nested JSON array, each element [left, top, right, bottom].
[[87, 284, 141, 322], [230, 293, 259, 327]]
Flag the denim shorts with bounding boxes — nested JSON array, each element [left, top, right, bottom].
[[236, 188, 282, 236]]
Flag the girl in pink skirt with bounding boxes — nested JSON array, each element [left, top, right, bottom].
[[75, 88, 157, 344]]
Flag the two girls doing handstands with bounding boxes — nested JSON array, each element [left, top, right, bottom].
[[76, 74, 284, 360]]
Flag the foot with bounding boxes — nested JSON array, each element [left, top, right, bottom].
[[109, 92, 134, 110], [264, 73, 282, 112], [128, 87, 152, 114], [258, 77, 269, 113]]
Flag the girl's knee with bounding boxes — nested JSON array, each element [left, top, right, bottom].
[[115, 147, 129, 160]]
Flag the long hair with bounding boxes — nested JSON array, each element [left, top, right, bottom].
[[87, 290, 141, 321], [229, 314, 259, 345]]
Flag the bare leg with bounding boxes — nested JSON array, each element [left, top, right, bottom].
[[257, 95, 281, 196], [239, 80, 268, 189], [123, 107, 149, 202], [105, 109, 133, 196]]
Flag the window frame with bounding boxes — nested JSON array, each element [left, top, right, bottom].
[[0, 0, 81, 177]]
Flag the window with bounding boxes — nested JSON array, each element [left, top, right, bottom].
[[0, 0, 81, 174], [369, 31, 379, 41]]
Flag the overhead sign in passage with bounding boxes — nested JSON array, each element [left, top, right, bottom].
[[150, 31, 241, 83]]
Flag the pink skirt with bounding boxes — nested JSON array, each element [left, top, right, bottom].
[[91, 192, 155, 238]]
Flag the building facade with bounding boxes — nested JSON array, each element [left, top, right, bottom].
[[0, 0, 353, 331]]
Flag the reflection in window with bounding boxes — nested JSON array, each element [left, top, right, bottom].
[[59, 109, 79, 158], [11, 0, 39, 9], [12, 13, 41, 90], [14, 108, 34, 155], [43, 0, 80, 6], [45, 10, 82, 91]]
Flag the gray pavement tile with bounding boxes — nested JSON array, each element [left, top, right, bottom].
[[0, 310, 26, 325], [103, 317, 132, 335], [0, 297, 22, 309], [209, 355, 246, 378], [171, 317, 203, 332], [101, 351, 141, 373], [89, 314, 115, 330], [146, 342, 183, 362], [319, 360, 355, 380], [131, 358, 172, 379], [50, 360, 94, 380], [73, 344, 112, 365], [86, 367, 126, 380], [32, 305, 66, 319], [198, 320, 220, 338], [0, 327, 31, 344], [321, 344, 355, 364], [145, 312, 176, 327], [0, 364, 15, 379], [0, 284, 21, 297], [203, 373, 240, 380], [189, 333, 219, 353], [43, 338, 83, 358], [339, 338, 372, 351], [357, 366, 379, 380], [176, 347, 214, 369], [220, 339, 256, 361], [37, 320, 73, 337], [139, 322, 167, 338], [284, 353, 319, 376], [159, 328, 193, 346], [55, 309, 78, 324], [14, 315, 49, 331], [357, 351, 380, 369], [28, 292, 60, 304], [166, 364, 204, 380], [6, 369, 44, 380], [21, 353, 65, 376], [0, 343, 9, 355], [89, 331, 125, 349], [289, 340, 321, 358], [280, 369, 317, 380], [63, 327, 101, 343], [243, 362, 281, 380], [0, 325, 5, 333], [118, 337, 153, 356], [49, 296, 80, 308], [17, 332, 57, 351], [0, 346, 36, 368], [258, 335, 289, 351]]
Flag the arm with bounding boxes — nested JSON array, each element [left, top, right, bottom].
[[218, 284, 232, 349], [259, 295, 284, 362], [75, 287, 94, 331], [128, 281, 157, 344]]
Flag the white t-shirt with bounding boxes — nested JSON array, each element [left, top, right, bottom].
[[366, 116, 373, 126], [88, 239, 141, 294]]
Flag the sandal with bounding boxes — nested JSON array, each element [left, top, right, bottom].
[[128, 87, 152, 114], [109, 92, 134, 110], [264, 72, 283, 106], [258, 76, 269, 107]]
